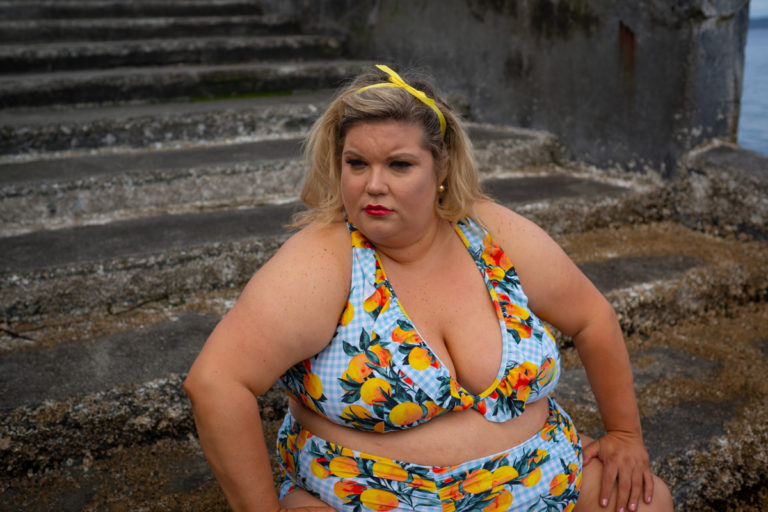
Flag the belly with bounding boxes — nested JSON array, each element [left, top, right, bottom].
[[288, 395, 550, 467]]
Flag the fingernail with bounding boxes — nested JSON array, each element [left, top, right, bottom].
[[619, 508, 625, 512], [645, 495, 652, 503], [601, 498, 608, 507], [629, 504, 637, 511]]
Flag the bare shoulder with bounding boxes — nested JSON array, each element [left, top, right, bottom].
[[194, 219, 352, 394], [242, 218, 351, 318], [268, 218, 351, 275], [473, 200, 552, 257]]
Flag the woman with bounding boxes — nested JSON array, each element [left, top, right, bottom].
[[185, 65, 673, 512]]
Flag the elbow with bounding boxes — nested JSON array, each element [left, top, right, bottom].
[[184, 359, 219, 409], [183, 366, 203, 407], [571, 295, 622, 342]]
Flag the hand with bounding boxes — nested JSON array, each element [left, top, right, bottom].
[[582, 431, 654, 512]]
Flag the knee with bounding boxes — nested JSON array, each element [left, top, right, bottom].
[[647, 474, 674, 511], [576, 459, 674, 512]]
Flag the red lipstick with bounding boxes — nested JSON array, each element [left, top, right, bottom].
[[364, 204, 393, 216]]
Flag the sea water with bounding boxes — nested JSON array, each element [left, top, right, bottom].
[[739, 25, 768, 156]]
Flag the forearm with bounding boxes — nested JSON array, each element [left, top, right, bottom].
[[573, 304, 642, 437], [187, 379, 281, 512]]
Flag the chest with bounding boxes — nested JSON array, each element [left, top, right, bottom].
[[380, 241, 504, 395]]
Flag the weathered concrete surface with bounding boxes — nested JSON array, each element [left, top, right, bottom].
[[3, 301, 766, 511], [0, 14, 298, 43], [1, 2, 765, 509], [0, 0, 264, 19], [0, 312, 216, 411], [0, 172, 661, 324], [280, 0, 749, 174], [555, 300, 768, 510], [0, 59, 373, 108], [558, 222, 768, 336], [0, 91, 331, 155], [0, 123, 561, 235], [0, 206, 296, 322], [0, 35, 342, 73]]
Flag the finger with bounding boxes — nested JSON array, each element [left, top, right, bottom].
[[614, 463, 632, 512], [627, 465, 643, 511], [599, 460, 617, 508], [582, 438, 600, 466], [643, 469, 655, 504]]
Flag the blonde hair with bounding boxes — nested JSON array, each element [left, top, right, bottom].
[[294, 67, 487, 226]]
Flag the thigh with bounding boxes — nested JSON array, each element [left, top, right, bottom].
[[575, 436, 674, 512], [279, 487, 334, 509]]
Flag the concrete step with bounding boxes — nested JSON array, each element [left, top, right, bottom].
[[0, 123, 559, 235], [0, 90, 332, 156], [1, 157, 764, 331], [0, 437, 229, 512], [0, 35, 344, 74], [1, 227, 765, 509], [0, 437, 230, 512], [0, 58, 372, 108], [0, 14, 298, 43], [0, 0, 264, 20]]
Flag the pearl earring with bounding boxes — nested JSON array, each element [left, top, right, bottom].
[[438, 184, 445, 193]]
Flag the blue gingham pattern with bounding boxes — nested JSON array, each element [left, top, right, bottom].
[[276, 397, 582, 511], [278, 217, 562, 430]]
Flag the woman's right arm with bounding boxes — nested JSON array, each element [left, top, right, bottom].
[[184, 222, 350, 512]]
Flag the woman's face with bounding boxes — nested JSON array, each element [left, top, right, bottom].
[[340, 120, 442, 249]]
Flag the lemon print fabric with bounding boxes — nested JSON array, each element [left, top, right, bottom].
[[278, 218, 562, 433]]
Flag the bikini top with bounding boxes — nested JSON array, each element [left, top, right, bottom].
[[279, 217, 561, 432]]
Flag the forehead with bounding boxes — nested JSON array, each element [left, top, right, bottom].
[[342, 120, 429, 152]]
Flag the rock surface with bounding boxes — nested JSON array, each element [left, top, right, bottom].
[[1, 1, 767, 511]]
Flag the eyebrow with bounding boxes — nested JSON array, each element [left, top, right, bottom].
[[341, 150, 420, 160]]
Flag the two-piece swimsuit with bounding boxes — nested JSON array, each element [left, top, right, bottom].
[[276, 217, 582, 511]]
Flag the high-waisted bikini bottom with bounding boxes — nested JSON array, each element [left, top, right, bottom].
[[276, 397, 582, 511]]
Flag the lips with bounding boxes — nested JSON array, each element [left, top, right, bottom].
[[364, 205, 393, 216]]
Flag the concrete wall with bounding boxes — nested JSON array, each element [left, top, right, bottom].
[[280, 0, 749, 176]]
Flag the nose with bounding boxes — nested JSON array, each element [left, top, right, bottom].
[[364, 166, 388, 195]]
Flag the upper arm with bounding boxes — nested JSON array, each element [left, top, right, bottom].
[[475, 201, 612, 338], [187, 221, 351, 396]]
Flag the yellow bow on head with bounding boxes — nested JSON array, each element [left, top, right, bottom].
[[356, 64, 446, 139]]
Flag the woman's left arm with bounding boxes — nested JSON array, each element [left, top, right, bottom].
[[476, 201, 653, 510]]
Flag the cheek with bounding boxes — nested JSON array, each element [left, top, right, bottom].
[[339, 171, 360, 206]]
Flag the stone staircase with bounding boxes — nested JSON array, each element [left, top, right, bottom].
[[1, 1, 768, 510]]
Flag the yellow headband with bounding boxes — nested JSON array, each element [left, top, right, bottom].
[[356, 64, 447, 139]]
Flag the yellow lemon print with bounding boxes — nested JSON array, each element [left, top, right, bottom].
[[310, 458, 330, 479], [333, 479, 365, 502], [408, 346, 431, 370], [359, 488, 399, 511], [340, 301, 354, 325], [389, 402, 423, 426], [303, 372, 323, 400], [491, 465, 519, 487], [328, 456, 360, 478], [520, 466, 541, 487], [462, 468, 493, 494], [483, 489, 513, 512], [369, 344, 392, 366], [372, 460, 409, 482], [549, 473, 569, 496], [345, 353, 373, 383], [360, 378, 392, 405]]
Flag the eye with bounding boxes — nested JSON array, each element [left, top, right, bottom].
[[345, 158, 366, 168], [390, 160, 412, 170]]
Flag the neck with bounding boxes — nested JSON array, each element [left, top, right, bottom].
[[373, 218, 454, 267]]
